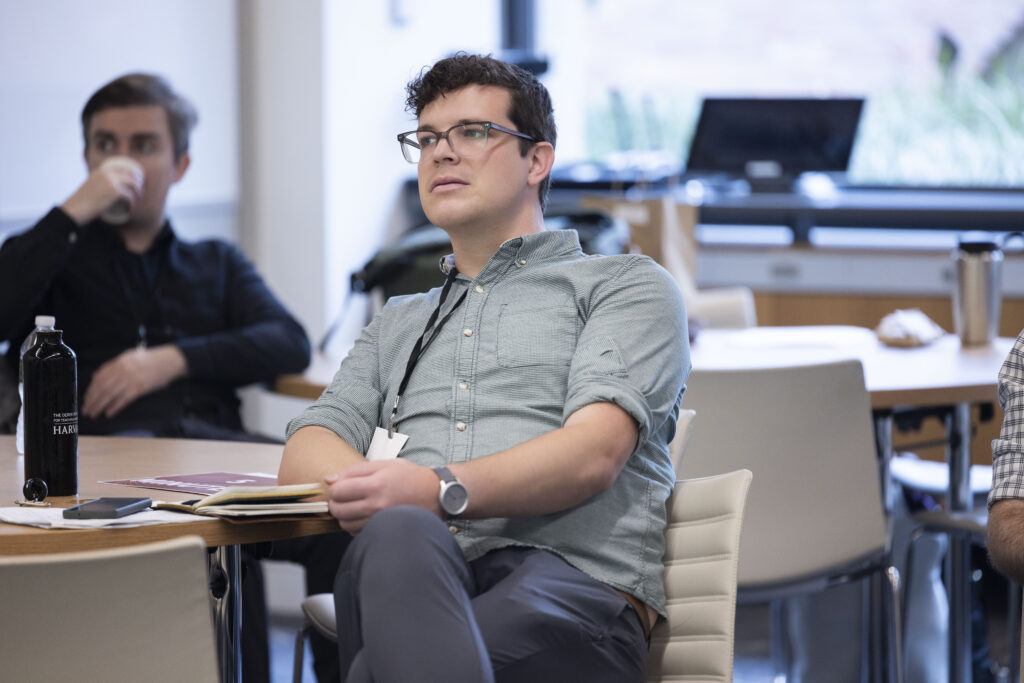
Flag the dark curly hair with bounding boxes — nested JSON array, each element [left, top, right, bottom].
[[406, 53, 556, 210], [81, 73, 198, 162]]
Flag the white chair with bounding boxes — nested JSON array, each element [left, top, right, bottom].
[[648, 408, 752, 681], [678, 359, 903, 682], [0, 535, 218, 683]]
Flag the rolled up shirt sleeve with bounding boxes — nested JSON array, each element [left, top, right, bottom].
[[286, 312, 384, 454], [563, 256, 690, 449]]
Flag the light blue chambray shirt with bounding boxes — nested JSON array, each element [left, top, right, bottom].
[[989, 329, 1024, 508], [287, 229, 690, 614]]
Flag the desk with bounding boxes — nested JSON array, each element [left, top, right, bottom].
[[0, 435, 340, 683], [691, 326, 1013, 683]]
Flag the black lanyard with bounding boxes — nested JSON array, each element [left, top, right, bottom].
[[388, 266, 468, 436]]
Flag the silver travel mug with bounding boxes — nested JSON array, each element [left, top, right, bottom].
[[952, 239, 1003, 347]]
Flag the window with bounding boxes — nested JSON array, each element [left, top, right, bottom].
[[538, 0, 1024, 187]]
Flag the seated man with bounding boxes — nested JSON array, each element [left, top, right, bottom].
[[986, 328, 1024, 580], [0, 73, 309, 440], [280, 54, 690, 681], [0, 73, 340, 682]]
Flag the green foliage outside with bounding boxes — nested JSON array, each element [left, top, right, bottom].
[[582, 33, 1024, 188]]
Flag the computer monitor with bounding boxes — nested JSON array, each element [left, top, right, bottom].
[[684, 97, 864, 189]]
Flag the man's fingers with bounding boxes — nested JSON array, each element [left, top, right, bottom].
[[82, 359, 138, 418], [102, 388, 138, 418]]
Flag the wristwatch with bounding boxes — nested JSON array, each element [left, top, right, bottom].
[[432, 466, 468, 518]]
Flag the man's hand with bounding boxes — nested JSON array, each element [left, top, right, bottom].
[[82, 345, 187, 419], [325, 459, 441, 534], [61, 160, 143, 227]]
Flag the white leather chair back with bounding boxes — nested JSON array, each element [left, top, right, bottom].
[[678, 359, 887, 589], [0, 535, 218, 682], [648, 465, 753, 682]]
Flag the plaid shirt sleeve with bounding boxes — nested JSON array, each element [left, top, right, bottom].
[[988, 329, 1024, 507]]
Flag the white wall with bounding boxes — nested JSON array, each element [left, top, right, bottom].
[[321, 1, 501, 346], [0, 0, 239, 242], [236, 1, 504, 438]]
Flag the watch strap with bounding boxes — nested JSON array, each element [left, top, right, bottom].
[[433, 466, 457, 484]]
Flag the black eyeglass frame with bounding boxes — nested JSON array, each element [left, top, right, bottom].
[[396, 121, 538, 164]]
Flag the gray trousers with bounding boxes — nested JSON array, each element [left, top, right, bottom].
[[334, 506, 648, 683]]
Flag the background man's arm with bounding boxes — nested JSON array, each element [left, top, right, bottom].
[[86, 244, 310, 419]]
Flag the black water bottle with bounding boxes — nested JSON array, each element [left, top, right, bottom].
[[23, 329, 78, 496]]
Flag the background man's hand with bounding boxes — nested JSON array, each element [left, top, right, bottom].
[[82, 345, 187, 419], [61, 159, 143, 226], [325, 459, 441, 534]]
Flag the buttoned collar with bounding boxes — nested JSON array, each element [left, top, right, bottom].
[[438, 229, 584, 285]]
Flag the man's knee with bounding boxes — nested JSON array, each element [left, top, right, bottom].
[[340, 506, 461, 590], [360, 505, 444, 543]]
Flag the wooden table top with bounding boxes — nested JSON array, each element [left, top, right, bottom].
[[0, 435, 341, 556]]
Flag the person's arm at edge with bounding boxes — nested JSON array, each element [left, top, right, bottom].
[[988, 500, 1024, 584], [986, 331, 1024, 583]]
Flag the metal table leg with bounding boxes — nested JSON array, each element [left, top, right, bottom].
[[947, 403, 973, 683], [210, 544, 243, 683], [873, 410, 896, 514]]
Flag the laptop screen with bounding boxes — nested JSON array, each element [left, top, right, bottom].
[[684, 97, 864, 177]]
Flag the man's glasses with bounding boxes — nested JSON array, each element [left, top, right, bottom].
[[397, 121, 537, 164]]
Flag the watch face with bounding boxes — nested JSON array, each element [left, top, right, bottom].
[[442, 483, 469, 516]]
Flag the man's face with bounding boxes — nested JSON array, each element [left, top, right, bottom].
[[416, 85, 536, 234], [84, 105, 189, 229]]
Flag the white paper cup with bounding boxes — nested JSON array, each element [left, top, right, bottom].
[[99, 156, 144, 225]]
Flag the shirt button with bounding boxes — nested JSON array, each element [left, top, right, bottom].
[[474, 284, 484, 293], [448, 525, 459, 534], [68, 232, 78, 244], [456, 421, 467, 431], [518, 259, 526, 266], [463, 328, 473, 337], [458, 381, 469, 390]]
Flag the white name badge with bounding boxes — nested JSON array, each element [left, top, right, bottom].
[[366, 427, 409, 461]]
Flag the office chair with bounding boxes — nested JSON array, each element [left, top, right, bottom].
[[649, 408, 752, 682], [678, 359, 903, 682], [0, 535, 218, 683]]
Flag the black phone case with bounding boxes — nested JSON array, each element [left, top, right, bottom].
[[62, 497, 152, 519]]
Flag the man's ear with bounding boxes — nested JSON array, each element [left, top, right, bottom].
[[526, 142, 555, 189], [173, 151, 191, 183]]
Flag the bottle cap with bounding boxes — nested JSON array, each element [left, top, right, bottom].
[[34, 315, 55, 327]]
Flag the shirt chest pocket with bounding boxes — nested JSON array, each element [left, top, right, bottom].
[[496, 299, 580, 368]]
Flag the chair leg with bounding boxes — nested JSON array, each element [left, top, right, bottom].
[[1007, 581, 1021, 683], [292, 619, 310, 683], [770, 599, 788, 679], [884, 566, 905, 683]]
